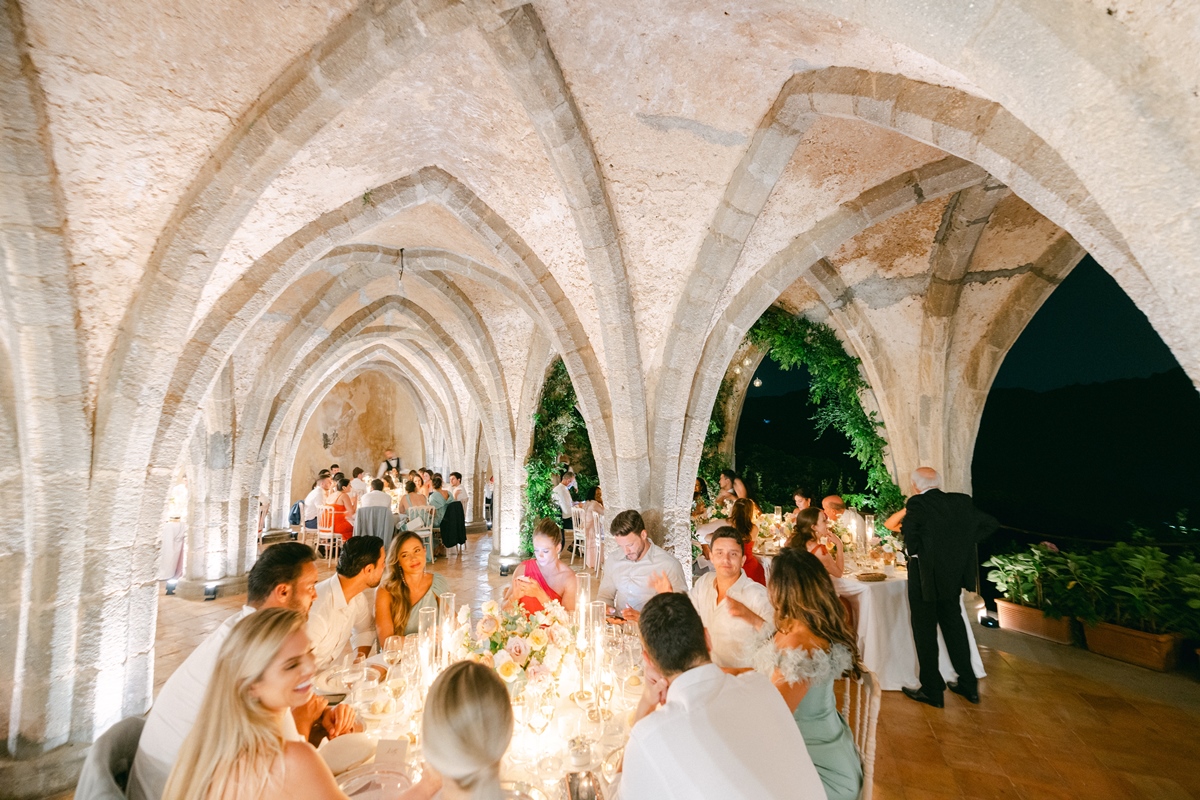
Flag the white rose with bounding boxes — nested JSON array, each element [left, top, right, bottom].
[[481, 600, 501, 617]]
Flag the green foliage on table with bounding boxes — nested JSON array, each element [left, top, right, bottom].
[[985, 542, 1200, 636], [522, 359, 597, 555], [744, 307, 904, 515]]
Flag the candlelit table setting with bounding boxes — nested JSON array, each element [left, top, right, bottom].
[[311, 577, 633, 799]]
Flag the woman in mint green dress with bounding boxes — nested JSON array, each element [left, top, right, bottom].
[[754, 547, 864, 800]]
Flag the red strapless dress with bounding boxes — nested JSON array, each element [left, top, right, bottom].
[[743, 541, 766, 585], [517, 559, 562, 613], [332, 500, 353, 541]]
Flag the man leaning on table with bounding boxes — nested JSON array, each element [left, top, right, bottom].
[[616, 592, 825, 799], [598, 509, 687, 622], [901, 467, 998, 709], [307, 535, 386, 671], [128, 543, 358, 800]]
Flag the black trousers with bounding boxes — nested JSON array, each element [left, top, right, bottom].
[[907, 558, 977, 696]]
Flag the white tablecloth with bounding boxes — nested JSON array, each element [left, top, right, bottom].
[[834, 570, 985, 692]]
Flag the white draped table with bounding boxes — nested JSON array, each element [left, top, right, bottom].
[[754, 554, 985, 692]]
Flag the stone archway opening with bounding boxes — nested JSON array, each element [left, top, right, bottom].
[[972, 254, 1200, 542]]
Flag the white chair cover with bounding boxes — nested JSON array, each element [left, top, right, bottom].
[[75, 716, 145, 800]]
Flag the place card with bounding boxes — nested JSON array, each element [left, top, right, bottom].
[[374, 739, 408, 768]]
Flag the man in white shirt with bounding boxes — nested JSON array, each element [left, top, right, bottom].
[[618, 592, 824, 799], [688, 527, 773, 669], [359, 478, 393, 508], [349, 467, 369, 500], [598, 509, 687, 621], [129, 543, 356, 800], [823, 494, 865, 539], [304, 473, 332, 530], [447, 471, 467, 504], [552, 470, 575, 532], [308, 536, 386, 671], [378, 449, 402, 479]]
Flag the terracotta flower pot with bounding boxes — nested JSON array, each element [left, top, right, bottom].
[[995, 599, 1073, 644], [1082, 621, 1181, 671]]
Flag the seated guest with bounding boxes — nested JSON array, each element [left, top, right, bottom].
[[412, 661, 512, 800], [307, 536, 385, 671], [376, 532, 448, 640], [162, 609, 348, 800], [787, 486, 813, 523], [822, 495, 864, 537], [688, 527, 773, 669], [598, 510, 687, 621], [692, 477, 708, 518], [381, 473, 397, 492], [729, 498, 767, 586], [714, 469, 737, 506], [788, 508, 845, 578], [581, 485, 605, 568], [349, 467, 369, 501], [329, 478, 355, 541], [359, 479, 393, 508], [507, 518, 578, 613], [303, 474, 332, 531], [618, 593, 824, 799], [130, 544, 355, 800], [428, 474, 450, 525], [754, 548, 864, 800], [419, 468, 434, 497], [447, 471, 468, 503], [397, 479, 425, 514]]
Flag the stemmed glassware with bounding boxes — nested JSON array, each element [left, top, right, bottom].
[[383, 635, 404, 671]]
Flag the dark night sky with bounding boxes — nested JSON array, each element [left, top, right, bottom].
[[991, 255, 1178, 391]]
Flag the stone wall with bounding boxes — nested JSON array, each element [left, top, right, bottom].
[[3, 1, 1199, 794], [290, 369, 425, 501]]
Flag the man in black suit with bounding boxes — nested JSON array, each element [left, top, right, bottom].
[[901, 467, 998, 708]]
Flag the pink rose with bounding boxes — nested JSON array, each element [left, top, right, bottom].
[[477, 616, 499, 638], [505, 636, 531, 667]]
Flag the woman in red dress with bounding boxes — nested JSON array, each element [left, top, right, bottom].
[[330, 478, 355, 541], [787, 507, 845, 579], [730, 498, 767, 585], [507, 518, 578, 613]]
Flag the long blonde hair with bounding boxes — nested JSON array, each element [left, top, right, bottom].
[[384, 531, 426, 634], [422, 661, 513, 800], [163, 608, 306, 800]]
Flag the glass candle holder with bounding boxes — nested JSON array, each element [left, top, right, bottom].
[[439, 592, 456, 666], [417, 606, 437, 688]]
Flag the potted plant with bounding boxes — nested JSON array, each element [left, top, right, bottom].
[[984, 545, 1074, 644], [1074, 544, 1184, 671]]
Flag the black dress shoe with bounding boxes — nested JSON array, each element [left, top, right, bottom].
[[948, 681, 980, 704], [902, 686, 944, 708]]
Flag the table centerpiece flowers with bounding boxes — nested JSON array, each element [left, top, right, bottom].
[[446, 599, 575, 692]]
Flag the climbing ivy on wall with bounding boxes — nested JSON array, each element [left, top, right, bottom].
[[739, 306, 905, 515], [698, 378, 732, 491], [522, 358, 597, 554]]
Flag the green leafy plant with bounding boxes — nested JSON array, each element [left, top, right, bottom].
[[697, 377, 732, 490], [743, 307, 904, 514], [522, 359, 597, 555]]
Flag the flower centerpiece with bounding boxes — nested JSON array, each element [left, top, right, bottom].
[[446, 599, 574, 692]]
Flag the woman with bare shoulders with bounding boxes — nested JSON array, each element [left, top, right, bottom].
[[506, 518, 577, 613]]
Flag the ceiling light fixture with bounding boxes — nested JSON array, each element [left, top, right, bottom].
[[753, 377, 763, 388]]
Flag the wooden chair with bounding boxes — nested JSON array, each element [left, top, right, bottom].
[[569, 505, 587, 565], [838, 668, 881, 800], [316, 505, 341, 567], [405, 505, 436, 562], [592, 508, 606, 573]]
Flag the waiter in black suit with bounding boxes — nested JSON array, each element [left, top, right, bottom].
[[901, 467, 998, 708]]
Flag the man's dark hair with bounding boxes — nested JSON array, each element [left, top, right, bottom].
[[338, 536, 384, 578], [248, 542, 316, 605], [450, 471, 462, 482], [371, 479, 384, 491], [640, 592, 709, 676], [610, 509, 645, 538], [330, 464, 340, 471], [719, 469, 737, 482], [352, 467, 364, 478], [710, 525, 742, 549], [318, 469, 332, 478], [333, 472, 346, 484]]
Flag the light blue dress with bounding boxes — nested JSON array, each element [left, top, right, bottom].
[[753, 640, 863, 800], [401, 573, 449, 636], [427, 490, 448, 526]]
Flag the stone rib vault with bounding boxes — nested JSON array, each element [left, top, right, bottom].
[[1, 0, 1198, 794]]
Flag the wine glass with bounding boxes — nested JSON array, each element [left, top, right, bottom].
[[383, 635, 404, 671], [341, 653, 367, 693]]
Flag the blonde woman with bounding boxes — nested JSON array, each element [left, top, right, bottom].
[[416, 661, 513, 800], [376, 531, 448, 640], [163, 608, 348, 800], [506, 518, 578, 613]]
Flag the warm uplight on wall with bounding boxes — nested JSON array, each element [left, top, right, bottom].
[[742, 357, 752, 366]]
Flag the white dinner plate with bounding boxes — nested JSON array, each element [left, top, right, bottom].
[[319, 732, 377, 775], [337, 763, 412, 798]]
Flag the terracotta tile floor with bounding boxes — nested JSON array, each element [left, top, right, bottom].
[[141, 531, 1200, 800]]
